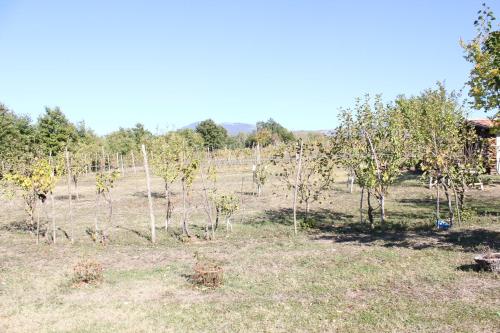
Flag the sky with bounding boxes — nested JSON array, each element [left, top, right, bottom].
[[0, 0, 497, 135]]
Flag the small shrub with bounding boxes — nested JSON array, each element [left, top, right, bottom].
[[191, 253, 223, 288], [72, 259, 103, 286], [85, 227, 109, 245], [460, 206, 477, 224]]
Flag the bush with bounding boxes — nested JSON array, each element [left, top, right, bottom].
[[191, 253, 223, 288], [72, 259, 103, 286]]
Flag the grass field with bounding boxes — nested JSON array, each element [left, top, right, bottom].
[[1, 165, 499, 332]]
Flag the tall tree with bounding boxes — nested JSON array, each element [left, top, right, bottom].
[[334, 95, 408, 227], [0, 104, 37, 171], [246, 118, 295, 147], [36, 107, 78, 156], [195, 119, 228, 150], [461, 3, 499, 116], [397, 84, 483, 225]]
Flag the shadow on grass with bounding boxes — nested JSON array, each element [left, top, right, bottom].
[[133, 191, 167, 199], [324, 222, 499, 252], [54, 194, 80, 201], [456, 263, 482, 272], [249, 207, 499, 252], [246, 207, 354, 233], [115, 225, 151, 241]]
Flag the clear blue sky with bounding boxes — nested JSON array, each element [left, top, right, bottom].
[[0, 0, 496, 135]]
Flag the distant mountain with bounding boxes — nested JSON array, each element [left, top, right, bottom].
[[182, 122, 256, 136]]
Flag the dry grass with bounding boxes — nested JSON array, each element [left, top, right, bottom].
[[0, 165, 499, 332]]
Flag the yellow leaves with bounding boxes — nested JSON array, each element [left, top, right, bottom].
[[5, 158, 55, 194], [96, 171, 120, 193]]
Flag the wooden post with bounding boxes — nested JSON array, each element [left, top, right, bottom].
[[293, 140, 303, 236], [142, 144, 156, 243], [49, 151, 56, 244], [65, 148, 74, 243], [131, 151, 137, 174], [115, 152, 119, 170], [120, 153, 125, 175], [36, 199, 40, 245], [106, 154, 111, 173], [101, 147, 106, 171]]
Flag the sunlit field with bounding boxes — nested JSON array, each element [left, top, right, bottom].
[[1, 165, 499, 333]]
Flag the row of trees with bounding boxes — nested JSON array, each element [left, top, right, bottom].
[[333, 84, 484, 228]]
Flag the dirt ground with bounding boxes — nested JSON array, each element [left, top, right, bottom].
[[1, 165, 499, 332]]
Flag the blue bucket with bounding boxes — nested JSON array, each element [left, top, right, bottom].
[[435, 219, 450, 230]]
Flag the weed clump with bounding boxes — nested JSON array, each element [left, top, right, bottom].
[[192, 253, 223, 288], [72, 259, 103, 286]]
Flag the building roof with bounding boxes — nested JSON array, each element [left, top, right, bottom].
[[468, 119, 497, 129]]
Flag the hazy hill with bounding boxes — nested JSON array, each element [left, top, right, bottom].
[[182, 122, 256, 135]]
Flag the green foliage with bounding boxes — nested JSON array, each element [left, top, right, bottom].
[[334, 95, 408, 225], [36, 107, 78, 156], [4, 158, 58, 226], [396, 84, 484, 223], [195, 119, 228, 150], [0, 104, 37, 170], [273, 139, 335, 216], [461, 3, 499, 115], [96, 171, 120, 194], [212, 193, 239, 219], [252, 163, 268, 194], [105, 128, 138, 155], [246, 118, 295, 147], [175, 129, 205, 151], [150, 133, 183, 185]]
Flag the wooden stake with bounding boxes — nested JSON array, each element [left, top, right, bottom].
[[142, 144, 156, 243], [131, 151, 137, 174], [120, 154, 125, 175], [65, 148, 74, 243]]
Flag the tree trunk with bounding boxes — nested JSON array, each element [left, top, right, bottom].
[[349, 175, 354, 193], [293, 140, 303, 235], [141, 144, 156, 243], [165, 183, 171, 230], [453, 186, 461, 225], [360, 186, 364, 224], [305, 201, 310, 223], [181, 180, 190, 236], [215, 207, 220, 231], [367, 190, 374, 229], [443, 184, 454, 226], [74, 178, 79, 201], [379, 194, 385, 224], [436, 180, 440, 220]]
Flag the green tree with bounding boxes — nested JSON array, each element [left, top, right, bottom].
[[195, 119, 228, 150], [0, 104, 37, 172], [150, 132, 183, 230], [461, 3, 499, 116], [176, 129, 204, 150], [273, 138, 335, 227], [36, 107, 78, 156], [105, 128, 137, 155], [397, 85, 483, 225], [246, 119, 295, 147], [334, 95, 408, 227]]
